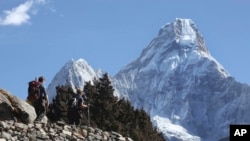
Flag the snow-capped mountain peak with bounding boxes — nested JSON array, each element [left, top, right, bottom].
[[157, 18, 208, 53], [159, 18, 196, 40], [112, 18, 244, 141], [47, 58, 99, 102], [117, 18, 229, 89]]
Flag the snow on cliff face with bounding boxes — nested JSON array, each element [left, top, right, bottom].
[[112, 18, 250, 141], [113, 18, 229, 102], [47, 58, 100, 102]]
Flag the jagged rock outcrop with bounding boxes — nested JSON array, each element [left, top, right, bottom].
[[0, 89, 36, 124], [0, 120, 132, 141]]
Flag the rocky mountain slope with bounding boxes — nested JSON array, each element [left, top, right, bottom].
[[0, 89, 132, 141]]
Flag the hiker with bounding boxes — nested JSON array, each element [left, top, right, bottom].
[[33, 76, 49, 121], [67, 88, 87, 126]]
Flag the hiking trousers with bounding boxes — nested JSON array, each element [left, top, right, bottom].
[[67, 108, 82, 126], [34, 100, 46, 121]]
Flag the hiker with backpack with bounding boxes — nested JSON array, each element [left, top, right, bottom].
[[67, 88, 88, 126], [27, 76, 49, 122]]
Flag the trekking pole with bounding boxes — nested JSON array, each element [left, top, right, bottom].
[[87, 102, 90, 127], [85, 101, 90, 139]]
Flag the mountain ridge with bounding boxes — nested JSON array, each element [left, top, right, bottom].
[[112, 18, 250, 141]]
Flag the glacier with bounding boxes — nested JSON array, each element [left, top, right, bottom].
[[47, 18, 250, 141]]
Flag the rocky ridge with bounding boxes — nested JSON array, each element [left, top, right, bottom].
[[0, 89, 133, 141], [0, 120, 132, 141]]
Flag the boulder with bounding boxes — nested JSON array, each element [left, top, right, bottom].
[[0, 89, 36, 123], [0, 93, 13, 121]]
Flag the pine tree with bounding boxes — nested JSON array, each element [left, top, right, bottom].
[[47, 73, 165, 141], [46, 85, 75, 123]]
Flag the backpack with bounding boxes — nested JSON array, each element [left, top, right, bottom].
[[26, 80, 40, 104], [67, 97, 78, 108], [67, 94, 85, 109]]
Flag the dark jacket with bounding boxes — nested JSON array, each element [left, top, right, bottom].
[[37, 84, 48, 105]]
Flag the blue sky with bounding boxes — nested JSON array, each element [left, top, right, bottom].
[[1, 0, 250, 100]]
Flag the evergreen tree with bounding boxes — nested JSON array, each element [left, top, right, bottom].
[[83, 81, 98, 126], [47, 73, 165, 141], [46, 85, 75, 123]]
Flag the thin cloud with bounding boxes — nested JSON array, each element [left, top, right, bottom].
[[0, 0, 46, 26]]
